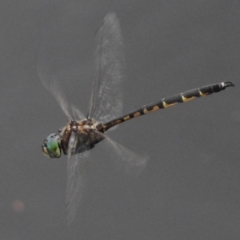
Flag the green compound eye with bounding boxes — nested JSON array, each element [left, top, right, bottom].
[[42, 133, 61, 158]]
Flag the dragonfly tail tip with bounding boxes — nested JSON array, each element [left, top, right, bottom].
[[223, 81, 235, 88]]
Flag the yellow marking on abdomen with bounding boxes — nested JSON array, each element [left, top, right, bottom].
[[181, 95, 196, 102], [163, 101, 177, 108], [143, 105, 160, 114], [123, 115, 130, 121], [133, 112, 141, 117], [199, 90, 207, 96], [114, 119, 122, 124], [152, 105, 160, 111], [143, 108, 148, 114]]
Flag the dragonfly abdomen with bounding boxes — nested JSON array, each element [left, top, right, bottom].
[[102, 81, 234, 131]]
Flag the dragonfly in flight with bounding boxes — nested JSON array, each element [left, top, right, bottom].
[[39, 13, 234, 224]]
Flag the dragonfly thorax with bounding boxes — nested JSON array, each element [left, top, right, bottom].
[[60, 119, 105, 156], [42, 119, 105, 159]]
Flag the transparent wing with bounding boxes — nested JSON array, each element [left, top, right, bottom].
[[101, 133, 148, 173], [66, 133, 90, 225], [66, 131, 147, 224], [38, 56, 85, 121], [88, 12, 124, 123]]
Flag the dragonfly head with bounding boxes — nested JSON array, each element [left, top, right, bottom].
[[42, 133, 62, 158]]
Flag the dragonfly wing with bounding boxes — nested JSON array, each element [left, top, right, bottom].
[[38, 58, 85, 121], [101, 133, 148, 173], [66, 132, 90, 224], [88, 12, 124, 123]]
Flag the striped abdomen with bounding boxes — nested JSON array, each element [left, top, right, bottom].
[[98, 81, 234, 132]]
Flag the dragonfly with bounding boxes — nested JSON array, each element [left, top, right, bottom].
[[39, 13, 234, 224]]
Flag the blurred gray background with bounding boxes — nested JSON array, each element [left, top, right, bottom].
[[0, 0, 240, 239]]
